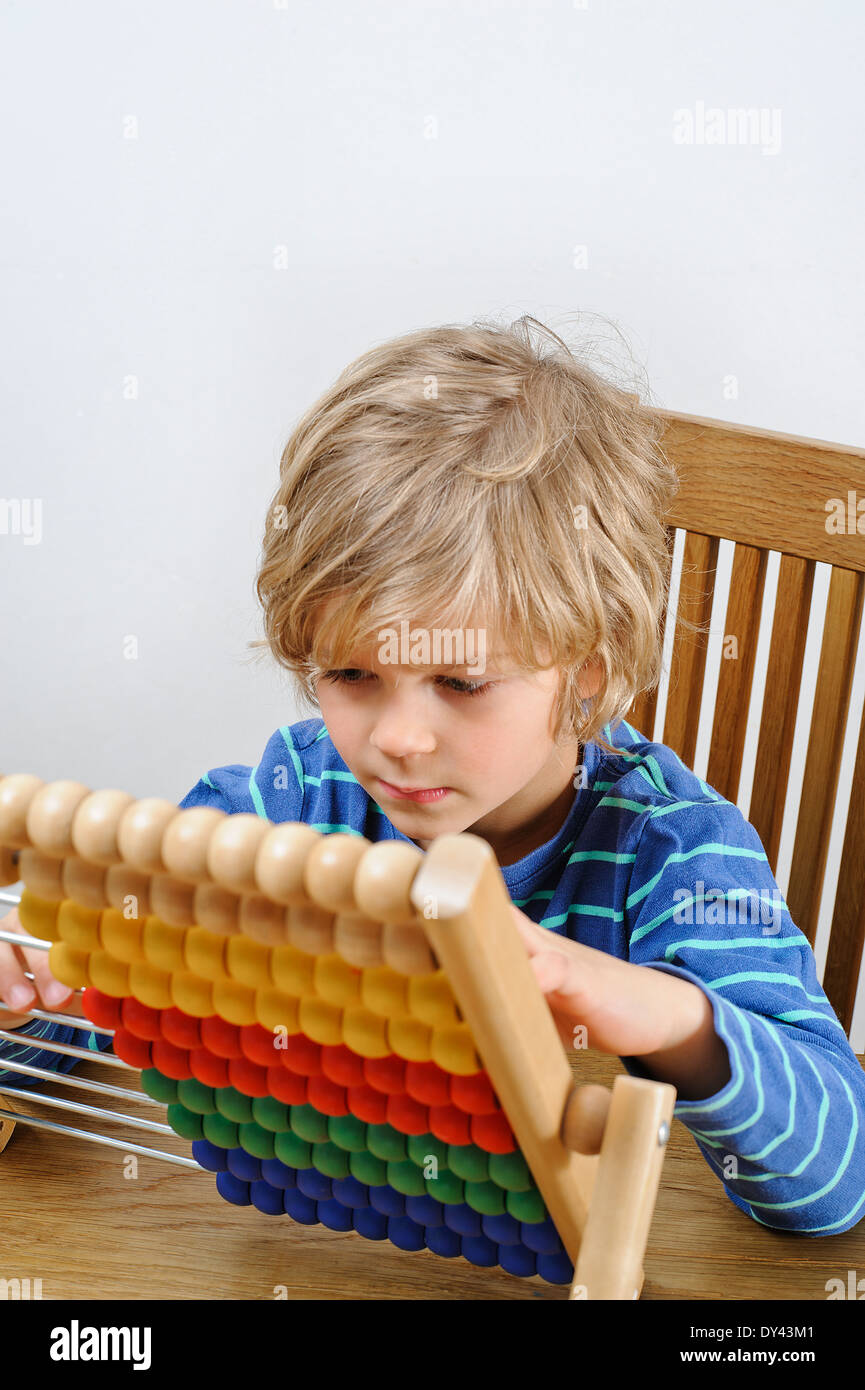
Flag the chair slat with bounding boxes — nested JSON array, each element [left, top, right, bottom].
[[705, 544, 768, 803], [749, 555, 815, 873], [787, 567, 865, 945], [823, 691, 865, 1033], [662, 531, 718, 769]]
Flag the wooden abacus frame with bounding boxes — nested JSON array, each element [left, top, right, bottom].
[[0, 773, 675, 1301]]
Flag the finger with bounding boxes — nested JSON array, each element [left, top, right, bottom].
[[0, 916, 76, 1011], [0, 937, 37, 1013]]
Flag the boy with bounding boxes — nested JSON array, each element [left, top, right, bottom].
[[4, 316, 864, 1239]]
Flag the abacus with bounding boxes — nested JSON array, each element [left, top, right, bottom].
[[0, 773, 675, 1299]]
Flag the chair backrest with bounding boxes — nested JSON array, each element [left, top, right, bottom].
[[625, 410, 865, 1037]]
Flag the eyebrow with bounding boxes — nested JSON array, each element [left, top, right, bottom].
[[318, 655, 499, 671]]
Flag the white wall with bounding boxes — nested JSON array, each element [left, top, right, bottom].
[[1, 0, 863, 1039]]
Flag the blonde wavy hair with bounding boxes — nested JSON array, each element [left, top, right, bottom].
[[249, 314, 685, 758]]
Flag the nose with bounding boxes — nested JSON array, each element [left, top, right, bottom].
[[368, 685, 437, 759]]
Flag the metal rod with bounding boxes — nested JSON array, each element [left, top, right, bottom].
[[0, 1058, 163, 1104], [0, 1026, 131, 1066], [0, 1084, 179, 1134], [0, 999, 114, 1036], [0, 890, 22, 906], [0, 927, 51, 950], [0, 1109, 201, 1167]]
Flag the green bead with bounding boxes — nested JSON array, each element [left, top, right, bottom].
[[464, 1180, 505, 1216], [176, 1078, 217, 1115], [506, 1187, 547, 1223], [367, 1123, 406, 1162], [274, 1130, 313, 1168], [447, 1143, 489, 1182], [167, 1101, 204, 1140], [350, 1150, 388, 1187], [328, 1113, 368, 1152], [239, 1121, 276, 1159], [202, 1113, 240, 1149], [425, 1169, 464, 1205], [488, 1150, 533, 1191], [290, 1104, 329, 1143], [387, 1160, 427, 1196], [251, 1096, 291, 1132], [313, 1141, 351, 1179], [215, 1086, 255, 1124], [406, 1133, 449, 1171], [139, 1068, 178, 1104]]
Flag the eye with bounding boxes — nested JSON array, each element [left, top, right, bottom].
[[320, 670, 494, 698]]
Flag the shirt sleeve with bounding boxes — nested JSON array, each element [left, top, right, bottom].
[[619, 796, 865, 1236]]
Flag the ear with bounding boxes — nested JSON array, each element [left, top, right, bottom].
[[577, 656, 604, 700]]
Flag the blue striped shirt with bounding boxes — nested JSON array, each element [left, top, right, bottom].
[[176, 715, 865, 1237]]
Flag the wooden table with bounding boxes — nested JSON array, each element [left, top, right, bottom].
[[2, 1048, 863, 1301]]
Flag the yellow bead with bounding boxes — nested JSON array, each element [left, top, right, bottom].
[[99, 908, 146, 963], [387, 1013, 433, 1062], [270, 943, 315, 996], [360, 965, 409, 1019], [142, 916, 187, 972], [87, 949, 130, 997], [184, 925, 228, 981], [407, 971, 460, 1027], [129, 960, 173, 1010], [47, 941, 90, 990], [342, 1005, 390, 1058], [56, 900, 102, 951], [431, 1023, 480, 1076], [226, 934, 273, 989], [314, 953, 362, 1007], [298, 995, 343, 1046], [255, 987, 300, 1035], [172, 971, 214, 1018], [16, 891, 61, 943], [213, 977, 258, 1026]]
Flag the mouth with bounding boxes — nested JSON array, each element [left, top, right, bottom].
[[376, 778, 451, 804]]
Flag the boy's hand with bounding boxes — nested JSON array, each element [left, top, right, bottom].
[[0, 907, 83, 1030], [509, 904, 731, 1101]]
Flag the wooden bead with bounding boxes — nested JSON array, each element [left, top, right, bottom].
[[160, 807, 225, 883], [104, 865, 151, 920], [0, 774, 44, 848], [0, 847, 20, 887], [254, 823, 320, 904], [287, 901, 334, 955], [16, 848, 66, 900], [333, 914, 384, 969], [303, 833, 368, 914], [206, 814, 270, 894], [353, 840, 424, 924], [192, 882, 240, 935], [561, 1084, 612, 1156], [382, 921, 435, 975], [62, 855, 109, 910], [149, 873, 197, 927], [71, 788, 136, 865], [116, 798, 182, 873], [238, 894, 289, 945], [26, 781, 91, 856]]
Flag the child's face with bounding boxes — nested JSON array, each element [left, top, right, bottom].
[[312, 622, 602, 867]]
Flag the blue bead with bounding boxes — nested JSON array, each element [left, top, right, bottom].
[[216, 1171, 251, 1206], [461, 1233, 498, 1268], [537, 1249, 575, 1285], [387, 1214, 425, 1252], [296, 1167, 333, 1201], [227, 1147, 263, 1182], [284, 1188, 319, 1224], [520, 1217, 563, 1255], [261, 1157, 297, 1190], [353, 1206, 389, 1241], [318, 1197, 353, 1232], [332, 1175, 369, 1209], [368, 1184, 405, 1217], [192, 1139, 228, 1172], [443, 1202, 482, 1237], [499, 1243, 537, 1279], [405, 1194, 443, 1227], [250, 1178, 286, 1215], [482, 1212, 521, 1245], [425, 1224, 461, 1259]]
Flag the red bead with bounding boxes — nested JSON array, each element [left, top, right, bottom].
[[450, 1071, 498, 1115], [80, 988, 122, 1030], [189, 1047, 230, 1089], [279, 1033, 322, 1076], [200, 1016, 243, 1059], [267, 1065, 308, 1106], [151, 1038, 193, 1081], [239, 1023, 279, 1067], [386, 1094, 430, 1136], [307, 1074, 349, 1117], [160, 1008, 201, 1050], [320, 1044, 366, 1088], [347, 1083, 388, 1125], [228, 1055, 270, 1098], [471, 1111, 516, 1154], [112, 1026, 153, 1070], [121, 997, 162, 1041], [364, 1055, 406, 1095], [428, 1104, 471, 1146], [405, 1060, 451, 1106]]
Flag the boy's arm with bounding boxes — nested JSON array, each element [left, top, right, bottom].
[[622, 798, 865, 1236]]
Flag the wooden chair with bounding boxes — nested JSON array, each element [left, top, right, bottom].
[[625, 410, 865, 1040], [0, 777, 675, 1301]]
